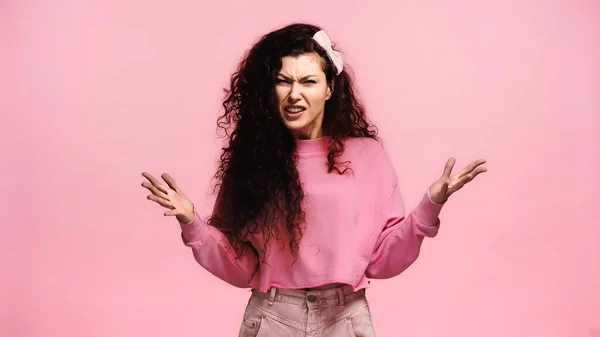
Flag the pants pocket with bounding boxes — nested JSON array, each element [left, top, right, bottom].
[[346, 305, 376, 337], [238, 305, 265, 337]]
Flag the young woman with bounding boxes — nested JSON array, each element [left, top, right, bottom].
[[141, 23, 486, 336]]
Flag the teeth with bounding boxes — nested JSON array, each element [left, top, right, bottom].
[[285, 107, 305, 113]]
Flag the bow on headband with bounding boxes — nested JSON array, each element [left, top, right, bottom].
[[312, 30, 344, 75]]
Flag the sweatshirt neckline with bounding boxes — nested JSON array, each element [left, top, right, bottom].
[[295, 136, 330, 153]]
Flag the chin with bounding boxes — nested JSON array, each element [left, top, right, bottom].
[[283, 120, 309, 131]]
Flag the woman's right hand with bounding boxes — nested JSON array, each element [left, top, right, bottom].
[[141, 172, 195, 224]]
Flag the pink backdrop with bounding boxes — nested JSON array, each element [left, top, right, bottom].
[[2, 0, 599, 336]]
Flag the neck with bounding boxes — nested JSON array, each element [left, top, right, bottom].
[[292, 128, 322, 140]]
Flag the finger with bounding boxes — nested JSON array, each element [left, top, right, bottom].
[[448, 175, 469, 192], [449, 167, 487, 192], [440, 178, 449, 196], [147, 194, 175, 209], [142, 172, 170, 194], [142, 172, 160, 185], [164, 209, 179, 217], [457, 159, 486, 179], [161, 173, 181, 193], [466, 166, 487, 181], [141, 182, 169, 200], [442, 158, 456, 178], [459, 166, 487, 182]]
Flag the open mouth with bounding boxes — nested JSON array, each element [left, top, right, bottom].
[[283, 106, 306, 119], [285, 106, 306, 114]]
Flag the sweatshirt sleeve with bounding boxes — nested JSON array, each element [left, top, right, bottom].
[[365, 148, 444, 279], [179, 197, 259, 288]]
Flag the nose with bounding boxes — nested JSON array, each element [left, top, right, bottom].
[[289, 82, 302, 101]]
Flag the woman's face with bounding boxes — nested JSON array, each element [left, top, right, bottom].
[[275, 53, 332, 140]]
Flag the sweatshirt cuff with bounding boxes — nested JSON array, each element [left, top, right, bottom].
[[179, 212, 209, 243], [413, 190, 444, 227]]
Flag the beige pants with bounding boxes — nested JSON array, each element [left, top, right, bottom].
[[238, 285, 376, 336]]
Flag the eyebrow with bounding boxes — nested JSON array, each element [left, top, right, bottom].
[[277, 74, 318, 80]]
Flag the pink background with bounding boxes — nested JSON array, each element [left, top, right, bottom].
[[1, 0, 599, 336]]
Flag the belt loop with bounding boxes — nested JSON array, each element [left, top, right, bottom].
[[337, 287, 345, 307], [267, 287, 277, 306]]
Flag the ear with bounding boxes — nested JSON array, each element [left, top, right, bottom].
[[325, 79, 334, 100]]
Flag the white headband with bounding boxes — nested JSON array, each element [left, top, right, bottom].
[[312, 30, 343, 75]]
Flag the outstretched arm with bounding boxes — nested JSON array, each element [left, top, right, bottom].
[[365, 187, 442, 279], [142, 172, 258, 288], [365, 150, 486, 279], [179, 212, 258, 288]]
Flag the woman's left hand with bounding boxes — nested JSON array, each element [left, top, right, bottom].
[[428, 158, 487, 204]]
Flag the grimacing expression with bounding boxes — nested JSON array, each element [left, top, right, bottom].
[[275, 53, 332, 140]]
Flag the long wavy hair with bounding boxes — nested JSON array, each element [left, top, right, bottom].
[[208, 23, 378, 261]]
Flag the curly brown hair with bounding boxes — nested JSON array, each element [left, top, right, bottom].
[[208, 23, 378, 261]]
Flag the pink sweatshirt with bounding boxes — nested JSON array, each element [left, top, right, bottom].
[[179, 137, 443, 292]]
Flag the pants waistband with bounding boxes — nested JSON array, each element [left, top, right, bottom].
[[251, 284, 365, 307]]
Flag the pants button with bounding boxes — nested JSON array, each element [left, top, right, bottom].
[[307, 295, 316, 302]]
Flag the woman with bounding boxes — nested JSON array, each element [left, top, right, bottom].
[[141, 23, 486, 336]]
